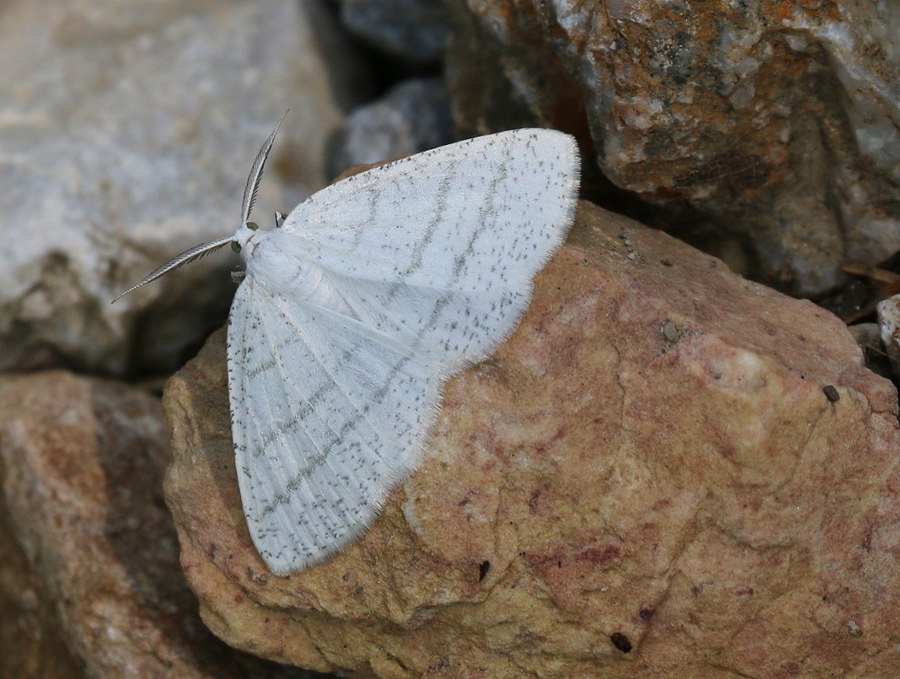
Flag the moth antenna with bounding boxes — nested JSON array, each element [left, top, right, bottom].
[[241, 110, 288, 225], [113, 113, 290, 305], [111, 236, 234, 304]]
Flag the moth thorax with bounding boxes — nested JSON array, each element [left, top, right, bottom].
[[249, 236, 354, 315]]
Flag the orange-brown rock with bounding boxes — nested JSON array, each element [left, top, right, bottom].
[[446, 1, 900, 296], [164, 201, 900, 678]]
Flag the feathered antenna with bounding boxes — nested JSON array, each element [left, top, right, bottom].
[[112, 112, 289, 304], [110, 236, 235, 303], [241, 109, 288, 225]]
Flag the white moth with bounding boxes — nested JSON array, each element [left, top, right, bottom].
[[115, 115, 580, 575]]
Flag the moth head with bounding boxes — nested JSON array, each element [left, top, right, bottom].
[[231, 221, 263, 258]]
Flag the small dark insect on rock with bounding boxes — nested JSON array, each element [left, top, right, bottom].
[[610, 632, 632, 653], [823, 385, 840, 402]]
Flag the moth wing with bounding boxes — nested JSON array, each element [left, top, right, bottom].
[[226, 275, 439, 575], [275, 128, 580, 369]]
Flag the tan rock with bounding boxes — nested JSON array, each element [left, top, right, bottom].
[[0, 372, 288, 678], [164, 201, 900, 678]]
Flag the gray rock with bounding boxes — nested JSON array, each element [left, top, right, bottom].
[[0, 0, 364, 376], [327, 77, 454, 176], [339, 0, 450, 63], [848, 322, 892, 379], [877, 295, 900, 381]]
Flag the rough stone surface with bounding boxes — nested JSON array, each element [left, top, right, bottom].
[[0, 372, 322, 679], [0, 0, 359, 377], [848, 321, 893, 380], [164, 201, 900, 678], [878, 294, 900, 380], [327, 77, 454, 179], [0, 373, 202, 677], [0, 509, 87, 679], [446, 0, 900, 296], [338, 0, 450, 63]]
